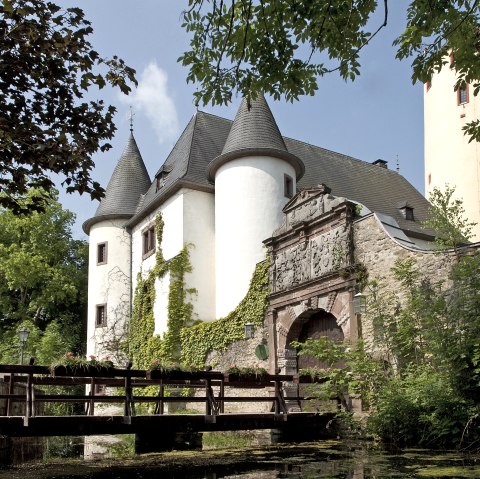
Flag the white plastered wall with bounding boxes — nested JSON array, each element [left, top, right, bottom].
[[87, 220, 131, 362], [425, 66, 480, 240], [183, 189, 216, 322], [131, 188, 216, 338], [214, 156, 296, 318]]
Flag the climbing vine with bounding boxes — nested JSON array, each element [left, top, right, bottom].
[[180, 259, 270, 366], [127, 213, 196, 369]]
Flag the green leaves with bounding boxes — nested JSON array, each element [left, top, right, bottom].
[[180, 0, 480, 142], [180, 258, 270, 366], [0, 191, 87, 364], [128, 213, 197, 369], [0, 0, 137, 213], [423, 185, 477, 254], [179, 0, 380, 106]]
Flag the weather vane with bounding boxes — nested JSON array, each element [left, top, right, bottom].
[[129, 106, 135, 132]]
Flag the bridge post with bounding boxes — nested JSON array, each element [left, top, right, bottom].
[[6, 373, 14, 416]]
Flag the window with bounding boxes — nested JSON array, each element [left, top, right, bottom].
[[403, 208, 414, 221], [97, 242, 107, 265], [458, 84, 469, 105], [95, 304, 107, 328], [155, 165, 171, 192], [284, 174, 294, 199], [142, 225, 156, 259]]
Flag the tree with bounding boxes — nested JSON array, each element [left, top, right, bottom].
[[180, 0, 480, 141], [0, 189, 88, 363], [0, 0, 136, 214], [423, 185, 477, 256]]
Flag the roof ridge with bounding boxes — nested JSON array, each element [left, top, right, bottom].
[[285, 136, 400, 174], [196, 109, 235, 123], [183, 112, 200, 181], [154, 113, 198, 177]]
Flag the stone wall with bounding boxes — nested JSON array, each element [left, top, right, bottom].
[[353, 214, 455, 349], [354, 214, 453, 288], [187, 328, 272, 413]]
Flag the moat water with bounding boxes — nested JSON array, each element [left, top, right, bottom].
[[1, 438, 480, 479]]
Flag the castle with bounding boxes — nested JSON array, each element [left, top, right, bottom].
[[83, 93, 475, 374]]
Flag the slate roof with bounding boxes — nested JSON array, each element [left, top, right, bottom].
[[83, 133, 151, 232], [207, 96, 304, 181], [223, 96, 288, 154], [89, 100, 433, 240]]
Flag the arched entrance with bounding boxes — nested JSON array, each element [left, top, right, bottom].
[[296, 310, 344, 370]]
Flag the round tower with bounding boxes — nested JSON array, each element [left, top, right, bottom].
[[424, 64, 480, 240], [83, 132, 151, 362], [208, 96, 304, 318]]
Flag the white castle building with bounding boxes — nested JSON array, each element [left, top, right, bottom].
[[424, 62, 480, 240], [83, 96, 438, 364]]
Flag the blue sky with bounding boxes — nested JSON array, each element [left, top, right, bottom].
[[55, 1, 425, 239]]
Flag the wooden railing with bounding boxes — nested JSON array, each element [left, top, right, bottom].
[[0, 364, 325, 419]]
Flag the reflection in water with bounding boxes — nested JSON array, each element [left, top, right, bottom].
[[193, 445, 480, 479], [1, 441, 479, 478]]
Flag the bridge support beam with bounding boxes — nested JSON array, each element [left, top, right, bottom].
[[135, 431, 203, 453]]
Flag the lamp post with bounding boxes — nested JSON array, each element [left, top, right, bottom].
[[353, 292, 367, 315], [18, 326, 30, 365]]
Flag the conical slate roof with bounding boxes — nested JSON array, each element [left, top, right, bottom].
[[222, 96, 288, 154], [207, 96, 304, 181], [83, 133, 151, 233]]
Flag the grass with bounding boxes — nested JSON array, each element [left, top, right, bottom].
[[202, 431, 257, 450]]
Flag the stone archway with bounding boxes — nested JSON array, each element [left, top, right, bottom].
[[296, 310, 344, 370]]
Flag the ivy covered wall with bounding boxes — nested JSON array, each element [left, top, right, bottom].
[[127, 214, 196, 368], [126, 211, 270, 370], [180, 259, 270, 366]]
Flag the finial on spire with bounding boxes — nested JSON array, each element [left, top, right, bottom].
[[396, 154, 400, 173], [129, 106, 135, 132]]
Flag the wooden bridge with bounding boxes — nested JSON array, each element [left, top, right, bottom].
[[0, 364, 337, 450]]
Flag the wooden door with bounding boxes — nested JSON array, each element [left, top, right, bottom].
[[297, 312, 344, 370]]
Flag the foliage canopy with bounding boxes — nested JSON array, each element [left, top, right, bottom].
[[180, 0, 480, 141], [0, 0, 136, 213], [0, 189, 87, 364]]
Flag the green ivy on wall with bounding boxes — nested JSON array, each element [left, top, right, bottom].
[[180, 259, 270, 366], [127, 213, 196, 369]]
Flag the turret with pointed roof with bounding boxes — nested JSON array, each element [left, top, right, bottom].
[[207, 95, 304, 181], [83, 132, 151, 234], [212, 95, 305, 317]]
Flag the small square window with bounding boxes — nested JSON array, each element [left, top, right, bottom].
[[142, 225, 156, 259], [284, 174, 294, 199], [458, 84, 468, 105], [97, 242, 107, 265], [95, 304, 107, 328], [399, 206, 414, 221]]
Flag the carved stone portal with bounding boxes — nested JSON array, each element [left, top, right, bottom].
[[273, 224, 350, 292]]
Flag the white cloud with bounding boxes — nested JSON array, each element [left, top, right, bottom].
[[120, 62, 179, 144]]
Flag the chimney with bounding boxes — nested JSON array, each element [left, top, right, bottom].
[[372, 159, 388, 168]]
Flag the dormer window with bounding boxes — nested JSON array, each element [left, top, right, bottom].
[[398, 201, 414, 221], [155, 165, 172, 192]]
